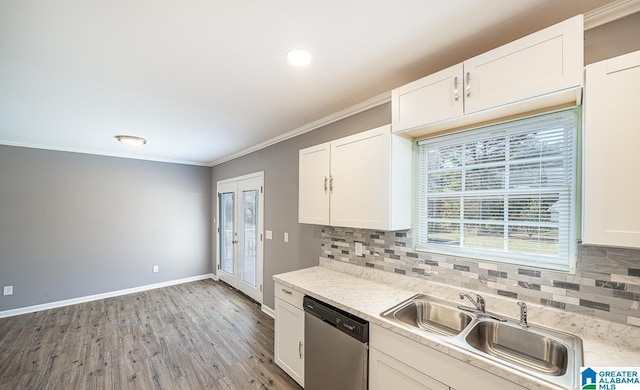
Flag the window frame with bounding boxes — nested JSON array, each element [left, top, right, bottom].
[[414, 109, 579, 272]]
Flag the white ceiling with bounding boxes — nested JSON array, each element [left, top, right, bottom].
[[0, 0, 612, 166]]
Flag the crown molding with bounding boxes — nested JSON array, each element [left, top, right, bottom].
[[209, 91, 392, 166], [0, 140, 211, 167], [584, 0, 640, 30]]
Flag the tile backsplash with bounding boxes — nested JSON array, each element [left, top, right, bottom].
[[320, 226, 640, 327]]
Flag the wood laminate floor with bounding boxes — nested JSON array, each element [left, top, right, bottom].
[[0, 280, 303, 390]]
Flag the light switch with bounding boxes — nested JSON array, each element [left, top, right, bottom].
[[266, 230, 273, 240], [284, 232, 289, 243], [3, 286, 13, 296]]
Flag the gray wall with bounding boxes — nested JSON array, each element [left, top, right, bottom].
[[585, 12, 640, 65], [212, 103, 390, 309], [0, 145, 212, 311]]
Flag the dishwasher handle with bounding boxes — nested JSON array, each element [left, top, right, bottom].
[[322, 318, 337, 328]]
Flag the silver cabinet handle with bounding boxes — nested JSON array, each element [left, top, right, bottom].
[[281, 288, 292, 295], [324, 176, 328, 193], [329, 176, 334, 193], [465, 72, 471, 98], [454, 76, 459, 102], [298, 341, 303, 359]]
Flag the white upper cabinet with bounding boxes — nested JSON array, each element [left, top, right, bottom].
[[392, 64, 464, 131], [298, 142, 331, 225], [583, 50, 640, 248], [392, 15, 584, 136], [298, 125, 412, 231], [464, 15, 583, 114]]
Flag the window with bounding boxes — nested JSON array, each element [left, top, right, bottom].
[[416, 110, 578, 272]]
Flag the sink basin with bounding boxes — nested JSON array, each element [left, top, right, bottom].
[[381, 295, 583, 388], [465, 321, 568, 376], [382, 295, 472, 336]]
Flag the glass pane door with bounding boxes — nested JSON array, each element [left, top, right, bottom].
[[216, 172, 263, 304], [241, 189, 258, 287], [220, 191, 235, 276]]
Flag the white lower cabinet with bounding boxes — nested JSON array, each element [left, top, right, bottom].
[[274, 284, 304, 386], [369, 347, 448, 390], [369, 324, 526, 390]]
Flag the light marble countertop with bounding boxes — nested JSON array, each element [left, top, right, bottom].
[[273, 260, 640, 390]]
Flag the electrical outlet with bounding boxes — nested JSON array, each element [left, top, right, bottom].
[[284, 232, 289, 243], [3, 286, 13, 296], [153, 265, 159, 273], [355, 242, 363, 257]]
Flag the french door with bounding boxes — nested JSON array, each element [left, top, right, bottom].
[[216, 172, 264, 303]]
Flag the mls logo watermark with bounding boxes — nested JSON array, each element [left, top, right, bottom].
[[581, 367, 640, 389]]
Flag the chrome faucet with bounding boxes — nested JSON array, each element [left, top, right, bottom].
[[517, 301, 529, 328], [458, 292, 485, 313]]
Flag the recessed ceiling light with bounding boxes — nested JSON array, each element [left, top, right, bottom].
[[115, 135, 147, 146], [286, 48, 311, 66]]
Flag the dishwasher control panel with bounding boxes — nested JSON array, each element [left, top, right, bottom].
[[303, 295, 369, 342]]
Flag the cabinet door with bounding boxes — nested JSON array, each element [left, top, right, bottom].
[[464, 15, 583, 114], [330, 125, 390, 229], [370, 324, 526, 390], [392, 63, 464, 133], [274, 298, 304, 386], [583, 50, 640, 248], [298, 142, 330, 225], [370, 347, 449, 390]]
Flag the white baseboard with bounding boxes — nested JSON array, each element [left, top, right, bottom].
[[261, 304, 275, 319], [0, 273, 217, 319]]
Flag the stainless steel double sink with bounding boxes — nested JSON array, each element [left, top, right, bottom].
[[381, 294, 583, 388]]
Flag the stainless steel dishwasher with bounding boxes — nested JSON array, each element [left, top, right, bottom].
[[303, 295, 369, 390]]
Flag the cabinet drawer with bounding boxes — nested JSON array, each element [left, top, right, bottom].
[[275, 283, 304, 308]]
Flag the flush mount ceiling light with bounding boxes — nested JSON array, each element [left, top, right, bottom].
[[115, 135, 147, 146], [286, 48, 311, 66]]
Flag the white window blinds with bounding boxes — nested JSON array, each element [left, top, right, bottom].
[[416, 109, 578, 272]]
